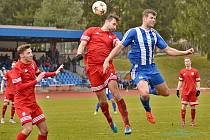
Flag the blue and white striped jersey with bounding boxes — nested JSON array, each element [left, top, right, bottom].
[[121, 27, 168, 65]]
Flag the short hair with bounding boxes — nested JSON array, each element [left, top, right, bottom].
[[184, 57, 191, 60], [106, 14, 120, 22], [142, 9, 157, 17], [17, 44, 31, 55]]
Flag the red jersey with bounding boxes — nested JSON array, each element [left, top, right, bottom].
[[80, 27, 119, 65], [179, 68, 200, 95], [3, 70, 14, 95], [11, 60, 56, 107]]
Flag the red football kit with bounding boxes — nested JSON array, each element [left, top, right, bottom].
[[11, 60, 56, 125], [80, 27, 119, 92], [179, 68, 200, 105], [3, 70, 15, 102]]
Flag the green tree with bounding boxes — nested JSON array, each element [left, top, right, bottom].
[[34, 0, 86, 29], [172, 0, 210, 59], [0, 0, 42, 25]]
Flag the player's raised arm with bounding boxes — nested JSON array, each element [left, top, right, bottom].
[[163, 47, 194, 56]]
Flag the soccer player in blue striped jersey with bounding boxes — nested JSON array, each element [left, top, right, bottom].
[[103, 9, 194, 124]]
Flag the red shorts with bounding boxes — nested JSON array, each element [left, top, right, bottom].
[[86, 63, 117, 92], [181, 93, 198, 106], [4, 93, 14, 103], [15, 104, 45, 125]]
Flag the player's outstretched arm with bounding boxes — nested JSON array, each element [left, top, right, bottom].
[[164, 47, 194, 56], [72, 41, 87, 62], [55, 64, 64, 75], [103, 41, 123, 74]]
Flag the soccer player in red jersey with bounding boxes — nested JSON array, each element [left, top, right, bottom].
[[11, 44, 63, 140], [176, 57, 200, 127], [1, 61, 16, 124], [74, 15, 131, 135]]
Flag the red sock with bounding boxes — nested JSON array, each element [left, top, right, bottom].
[[191, 109, 196, 121], [2, 105, 7, 118], [116, 99, 130, 126], [11, 105, 15, 119], [100, 102, 113, 126], [181, 109, 186, 121], [16, 132, 28, 140], [38, 134, 47, 140]]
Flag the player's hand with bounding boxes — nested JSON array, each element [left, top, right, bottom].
[[185, 48, 194, 55], [103, 59, 109, 74], [176, 90, 180, 98], [55, 64, 64, 75], [72, 54, 83, 62], [36, 72, 46, 82], [196, 90, 200, 97]]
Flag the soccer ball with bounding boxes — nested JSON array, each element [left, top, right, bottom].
[[92, 1, 107, 16]]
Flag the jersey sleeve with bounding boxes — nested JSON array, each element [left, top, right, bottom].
[[179, 70, 183, 81], [11, 67, 37, 92], [80, 27, 95, 42], [156, 31, 168, 49], [121, 28, 136, 47], [195, 69, 200, 82]]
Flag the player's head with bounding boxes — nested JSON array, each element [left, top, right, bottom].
[[11, 60, 16, 68], [17, 44, 33, 63], [103, 14, 120, 32], [184, 57, 191, 68], [142, 9, 157, 28]]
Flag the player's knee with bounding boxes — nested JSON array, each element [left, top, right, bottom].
[[40, 127, 48, 135], [160, 88, 170, 96], [23, 126, 33, 135]]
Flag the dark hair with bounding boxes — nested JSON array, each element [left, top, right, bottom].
[[17, 44, 31, 55], [142, 9, 157, 17], [106, 14, 120, 22]]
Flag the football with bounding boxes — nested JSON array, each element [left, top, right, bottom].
[[92, 1, 107, 16]]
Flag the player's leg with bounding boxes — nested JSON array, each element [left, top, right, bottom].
[[181, 103, 187, 127], [151, 73, 169, 97], [110, 99, 117, 113], [137, 80, 155, 124], [16, 122, 33, 140], [189, 94, 198, 127], [36, 121, 48, 140], [190, 105, 196, 127], [9, 101, 16, 123], [96, 91, 118, 133], [94, 102, 100, 115], [106, 90, 117, 113], [108, 80, 131, 134], [16, 106, 33, 140], [1, 99, 9, 124]]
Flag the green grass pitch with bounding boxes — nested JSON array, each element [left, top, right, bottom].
[[0, 92, 210, 140]]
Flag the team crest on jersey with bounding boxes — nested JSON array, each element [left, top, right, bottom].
[[22, 112, 26, 116], [95, 32, 100, 35], [183, 73, 186, 76], [191, 72, 194, 76], [109, 35, 112, 39], [25, 69, 28, 73]]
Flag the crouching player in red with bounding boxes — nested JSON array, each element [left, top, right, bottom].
[[1, 61, 16, 124], [176, 57, 200, 127], [11, 44, 63, 140]]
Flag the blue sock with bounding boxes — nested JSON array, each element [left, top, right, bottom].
[[140, 96, 151, 112], [112, 102, 117, 112], [149, 87, 157, 95], [96, 103, 100, 112]]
